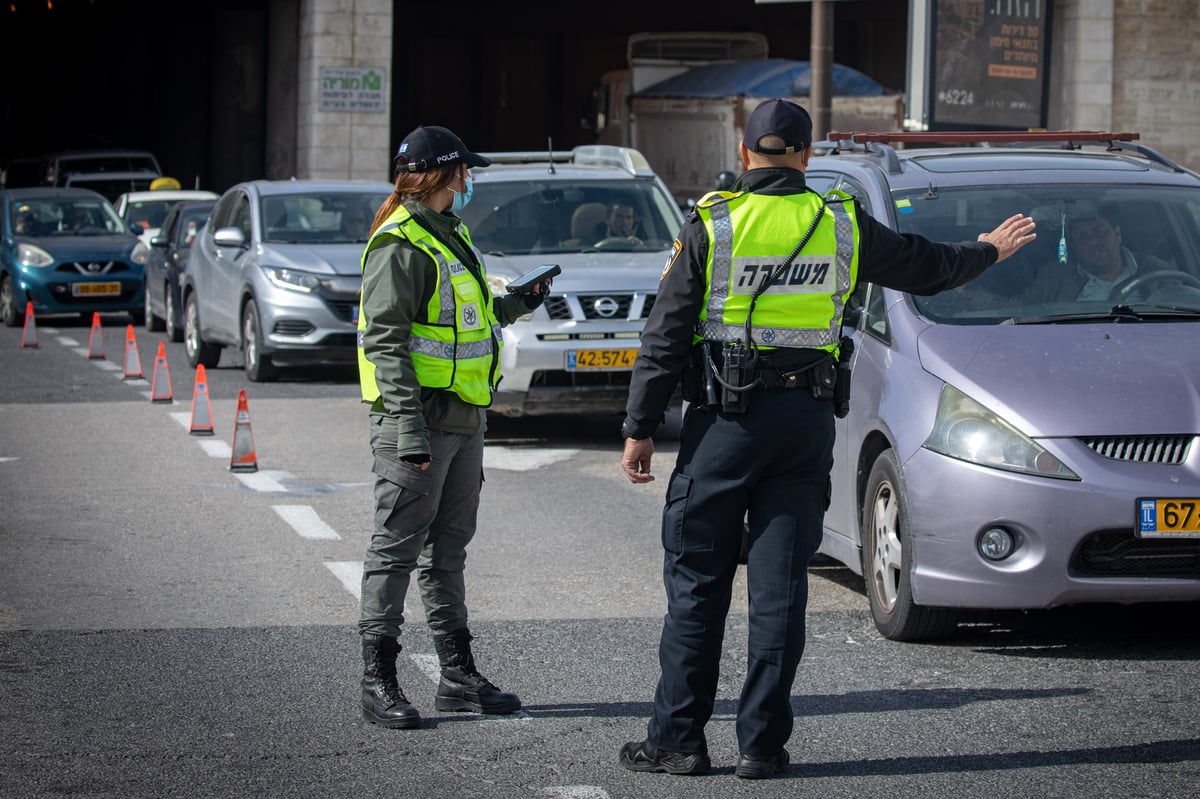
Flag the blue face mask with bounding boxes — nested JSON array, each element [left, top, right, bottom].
[[450, 175, 473, 213]]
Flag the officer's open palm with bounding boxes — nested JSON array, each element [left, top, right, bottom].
[[622, 438, 655, 484], [978, 213, 1037, 263]]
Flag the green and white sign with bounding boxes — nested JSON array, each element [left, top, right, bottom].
[[319, 67, 386, 113]]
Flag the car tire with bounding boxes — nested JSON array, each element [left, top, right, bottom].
[[144, 281, 165, 332], [861, 449, 958, 642], [165, 288, 183, 343], [183, 293, 222, 368], [241, 298, 279, 382], [0, 274, 24, 328]]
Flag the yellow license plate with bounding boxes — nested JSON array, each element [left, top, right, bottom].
[[1137, 498, 1200, 538], [565, 348, 638, 370], [72, 282, 121, 297]]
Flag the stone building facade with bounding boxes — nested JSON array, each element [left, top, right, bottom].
[[291, 0, 1199, 181]]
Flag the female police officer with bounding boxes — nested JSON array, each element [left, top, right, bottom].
[[356, 125, 550, 729]]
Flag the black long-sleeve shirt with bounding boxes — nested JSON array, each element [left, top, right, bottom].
[[622, 166, 1000, 439]]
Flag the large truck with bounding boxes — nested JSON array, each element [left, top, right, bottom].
[[589, 33, 904, 206], [591, 31, 771, 149]]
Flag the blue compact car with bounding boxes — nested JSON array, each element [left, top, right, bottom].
[[1, 186, 150, 327]]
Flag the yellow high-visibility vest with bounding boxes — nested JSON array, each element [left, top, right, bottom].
[[357, 206, 501, 406]]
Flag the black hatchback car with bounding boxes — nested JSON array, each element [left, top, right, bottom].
[[143, 199, 217, 342]]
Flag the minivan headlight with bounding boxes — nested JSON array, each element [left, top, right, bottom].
[[263, 266, 321, 293], [923, 385, 1079, 480], [130, 240, 150, 265]]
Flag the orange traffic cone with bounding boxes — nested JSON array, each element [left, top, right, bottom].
[[229, 389, 258, 472], [86, 312, 105, 359], [188, 364, 215, 435], [20, 302, 38, 348], [149, 341, 173, 402], [122, 324, 143, 379]]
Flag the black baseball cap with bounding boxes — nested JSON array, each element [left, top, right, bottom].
[[743, 98, 813, 155], [395, 125, 492, 172]]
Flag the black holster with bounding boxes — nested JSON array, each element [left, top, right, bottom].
[[833, 336, 854, 418]]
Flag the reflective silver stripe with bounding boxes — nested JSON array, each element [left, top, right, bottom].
[[432, 251, 456, 326], [706, 202, 735, 322], [410, 334, 497, 361], [457, 337, 495, 360], [696, 320, 836, 347], [828, 199, 855, 338], [698, 197, 855, 349]]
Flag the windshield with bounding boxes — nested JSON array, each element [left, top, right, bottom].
[[260, 191, 389, 244], [460, 179, 681, 255], [897, 185, 1200, 323], [124, 198, 180, 230], [11, 197, 126, 236]]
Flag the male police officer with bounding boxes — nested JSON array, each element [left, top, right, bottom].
[[618, 98, 1036, 778]]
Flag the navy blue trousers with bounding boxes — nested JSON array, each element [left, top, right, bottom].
[[646, 388, 833, 756]]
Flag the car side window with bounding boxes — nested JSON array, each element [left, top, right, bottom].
[[859, 282, 890, 343], [209, 193, 239, 231], [230, 194, 251, 241]]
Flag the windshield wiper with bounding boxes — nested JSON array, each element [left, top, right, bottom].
[[1008, 304, 1200, 324]]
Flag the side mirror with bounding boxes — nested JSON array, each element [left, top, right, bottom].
[[150, 234, 169, 248], [130, 222, 145, 235], [213, 226, 246, 248]]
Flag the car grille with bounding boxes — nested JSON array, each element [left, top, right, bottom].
[[1073, 529, 1200, 577], [1080, 435, 1194, 465], [530, 369, 633, 389], [326, 298, 358, 323], [55, 261, 134, 276], [544, 292, 656, 322]]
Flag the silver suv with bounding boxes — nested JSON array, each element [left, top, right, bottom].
[[462, 145, 685, 416], [182, 179, 393, 381]]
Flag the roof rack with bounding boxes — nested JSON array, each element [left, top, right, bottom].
[[816, 130, 1188, 175], [824, 130, 1140, 146]]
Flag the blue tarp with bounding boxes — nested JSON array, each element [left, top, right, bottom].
[[633, 58, 892, 99]]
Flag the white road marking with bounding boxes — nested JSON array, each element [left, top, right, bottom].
[[272, 504, 340, 539], [234, 469, 291, 492], [0, 457, 17, 463], [199, 440, 231, 459], [410, 653, 441, 683], [325, 561, 362, 599], [483, 445, 578, 471], [543, 788, 610, 799], [92, 360, 120, 371], [57, 337, 79, 346]]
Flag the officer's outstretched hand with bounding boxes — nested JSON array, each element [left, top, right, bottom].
[[978, 213, 1037, 263], [622, 437, 655, 484]]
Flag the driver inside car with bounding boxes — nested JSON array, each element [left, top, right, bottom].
[[594, 200, 642, 245], [1023, 203, 1175, 303]]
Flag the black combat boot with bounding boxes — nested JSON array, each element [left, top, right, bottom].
[[361, 633, 421, 729], [432, 629, 521, 714]]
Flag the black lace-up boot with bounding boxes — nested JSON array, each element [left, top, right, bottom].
[[432, 629, 521, 714], [361, 633, 421, 729]]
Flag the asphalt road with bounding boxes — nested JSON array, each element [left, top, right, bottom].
[[1, 313, 1198, 799]]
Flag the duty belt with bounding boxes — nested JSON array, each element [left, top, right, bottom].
[[755, 357, 834, 390]]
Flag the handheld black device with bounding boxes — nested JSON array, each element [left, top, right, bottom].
[[505, 264, 561, 294]]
